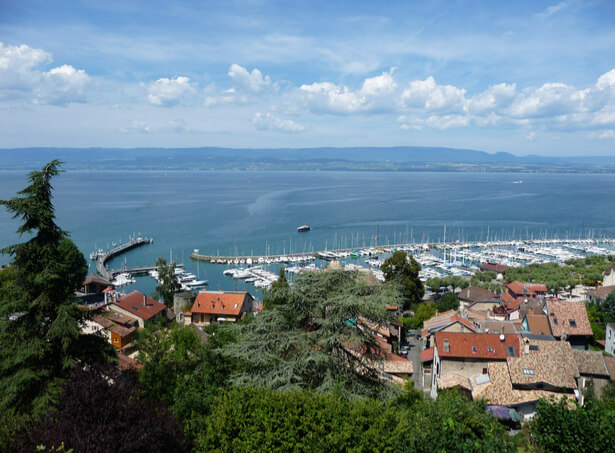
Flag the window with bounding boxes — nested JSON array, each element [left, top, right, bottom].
[[569, 319, 577, 328], [523, 369, 535, 376], [507, 346, 516, 357], [443, 339, 450, 353], [529, 345, 540, 352], [482, 367, 488, 374], [472, 346, 478, 353], [487, 347, 495, 353], [553, 318, 558, 324]]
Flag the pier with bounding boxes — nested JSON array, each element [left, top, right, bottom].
[[96, 237, 154, 280], [190, 237, 615, 265]]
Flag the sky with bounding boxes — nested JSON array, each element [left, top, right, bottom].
[[0, 0, 614, 156]]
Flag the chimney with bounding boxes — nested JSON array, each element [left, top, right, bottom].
[[524, 338, 530, 355], [143, 294, 147, 306]]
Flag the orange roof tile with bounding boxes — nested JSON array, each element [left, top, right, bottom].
[[191, 291, 253, 316], [525, 314, 552, 335], [435, 332, 520, 360], [115, 291, 166, 321], [507, 281, 547, 297]]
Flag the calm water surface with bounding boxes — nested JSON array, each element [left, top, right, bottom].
[[1, 170, 614, 295]]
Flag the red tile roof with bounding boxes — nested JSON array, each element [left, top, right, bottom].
[[191, 291, 252, 316], [480, 263, 509, 273], [115, 291, 166, 321], [421, 347, 434, 362], [507, 281, 547, 297], [500, 293, 522, 312], [435, 332, 520, 360]]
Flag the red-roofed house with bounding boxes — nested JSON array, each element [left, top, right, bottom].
[[110, 291, 167, 328], [189, 290, 254, 326], [431, 331, 520, 398], [420, 311, 479, 366], [507, 281, 547, 298]]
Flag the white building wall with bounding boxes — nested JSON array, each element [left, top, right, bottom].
[[606, 324, 615, 355]]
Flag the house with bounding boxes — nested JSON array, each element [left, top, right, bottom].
[[82, 311, 137, 349], [458, 286, 499, 310], [586, 285, 615, 303], [507, 281, 548, 298], [81, 272, 115, 295], [431, 332, 520, 398], [603, 265, 615, 286], [110, 291, 167, 328], [606, 323, 615, 356], [545, 301, 593, 349], [573, 350, 611, 402], [472, 340, 579, 420], [520, 314, 552, 336], [420, 311, 479, 366], [480, 263, 509, 274], [189, 290, 254, 326]]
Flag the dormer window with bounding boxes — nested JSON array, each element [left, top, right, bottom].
[[443, 339, 450, 352], [487, 347, 495, 353], [569, 319, 577, 328], [472, 346, 478, 353], [553, 318, 558, 324]]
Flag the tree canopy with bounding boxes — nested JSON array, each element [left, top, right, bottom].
[[153, 256, 181, 307], [222, 269, 401, 400], [381, 251, 424, 310], [0, 160, 112, 416]]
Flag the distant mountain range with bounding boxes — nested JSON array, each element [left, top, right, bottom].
[[1, 146, 614, 172]]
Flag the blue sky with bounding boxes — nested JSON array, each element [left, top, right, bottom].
[[1, 0, 614, 156]]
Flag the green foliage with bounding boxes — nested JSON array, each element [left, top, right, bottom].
[[263, 266, 291, 309], [222, 270, 401, 400], [382, 251, 424, 310], [530, 398, 615, 453], [586, 301, 611, 340], [504, 261, 575, 295], [434, 292, 460, 313], [0, 160, 112, 416], [153, 257, 181, 307], [411, 303, 436, 329], [603, 290, 615, 320], [195, 386, 514, 453]]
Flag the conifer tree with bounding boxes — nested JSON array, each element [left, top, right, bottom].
[[0, 160, 111, 416]]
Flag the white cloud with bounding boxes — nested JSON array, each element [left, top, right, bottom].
[[0, 42, 90, 105], [509, 82, 586, 118], [122, 121, 151, 133], [204, 64, 274, 106], [599, 130, 615, 139], [228, 63, 271, 93], [146, 76, 195, 106], [535, 1, 573, 18], [526, 131, 537, 141], [425, 114, 469, 129], [466, 83, 516, 114], [298, 81, 365, 114], [253, 112, 304, 132], [401, 76, 466, 112], [397, 115, 424, 130]]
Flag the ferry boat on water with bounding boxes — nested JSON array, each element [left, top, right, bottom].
[[297, 224, 311, 232]]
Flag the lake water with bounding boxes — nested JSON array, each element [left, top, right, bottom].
[[1, 170, 614, 296]]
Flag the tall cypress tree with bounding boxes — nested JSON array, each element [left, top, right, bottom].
[[0, 160, 111, 416]]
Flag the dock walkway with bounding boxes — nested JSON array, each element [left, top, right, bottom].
[[96, 237, 153, 280]]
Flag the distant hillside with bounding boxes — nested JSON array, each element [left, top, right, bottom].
[[1, 146, 614, 171]]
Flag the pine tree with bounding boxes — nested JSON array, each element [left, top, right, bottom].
[[223, 269, 401, 400], [0, 160, 112, 416]]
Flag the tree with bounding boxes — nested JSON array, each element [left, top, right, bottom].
[[603, 290, 615, 321], [382, 251, 425, 310], [222, 270, 401, 400], [0, 160, 112, 417], [10, 366, 187, 453], [153, 257, 181, 307], [263, 266, 290, 309], [411, 303, 436, 329], [434, 292, 459, 313]]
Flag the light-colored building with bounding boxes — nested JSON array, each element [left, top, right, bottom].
[[606, 323, 615, 356]]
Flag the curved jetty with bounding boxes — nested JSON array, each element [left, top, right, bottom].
[[96, 236, 153, 280]]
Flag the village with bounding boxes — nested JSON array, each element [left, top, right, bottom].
[[77, 249, 615, 430]]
